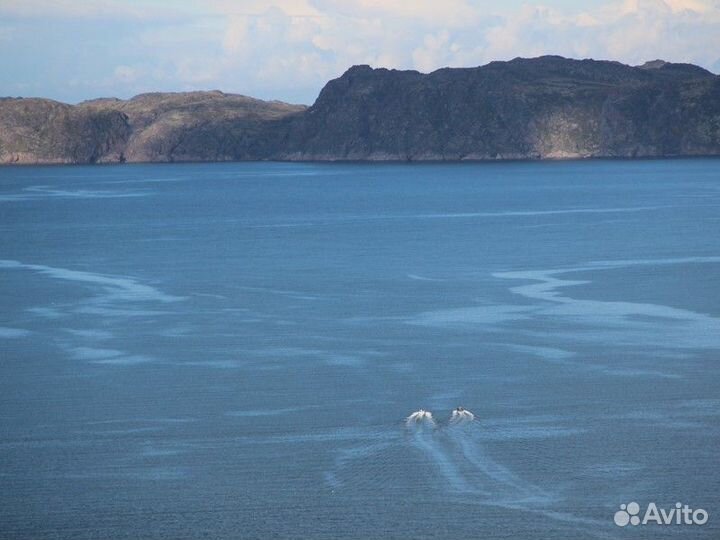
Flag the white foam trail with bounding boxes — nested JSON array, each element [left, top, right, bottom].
[[448, 424, 550, 504], [489, 256, 720, 350], [406, 416, 552, 502], [401, 419, 609, 537], [409, 304, 532, 326], [238, 206, 673, 230], [0, 259, 183, 304], [24, 185, 147, 199], [1, 259, 183, 368], [408, 424, 474, 493], [0, 327, 30, 338], [407, 274, 446, 282], [410, 206, 672, 219], [405, 409, 476, 492], [0, 186, 148, 201]]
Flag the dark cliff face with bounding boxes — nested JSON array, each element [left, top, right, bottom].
[[276, 56, 720, 160], [1, 56, 718, 164]]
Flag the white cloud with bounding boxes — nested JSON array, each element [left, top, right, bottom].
[[471, 0, 720, 67], [209, 0, 720, 98], [312, 0, 486, 26], [1, 0, 718, 104]]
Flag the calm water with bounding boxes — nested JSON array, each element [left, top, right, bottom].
[[1, 160, 719, 539]]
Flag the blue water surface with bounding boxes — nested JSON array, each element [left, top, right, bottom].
[[1, 160, 719, 539]]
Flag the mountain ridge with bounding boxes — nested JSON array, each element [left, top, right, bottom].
[[1, 56, 719, 164]]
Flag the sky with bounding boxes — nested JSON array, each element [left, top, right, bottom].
[[1, 0, 719, 105]]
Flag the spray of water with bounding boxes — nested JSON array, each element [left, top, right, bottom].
[[405, 409, 436, 427]]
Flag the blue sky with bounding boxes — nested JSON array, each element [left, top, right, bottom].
[[1, 0, 718, 105]]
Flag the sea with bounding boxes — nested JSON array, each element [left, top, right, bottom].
[[1, 159, 719, 539]]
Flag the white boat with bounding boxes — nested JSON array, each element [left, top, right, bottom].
[[450, 406, 475, 423]]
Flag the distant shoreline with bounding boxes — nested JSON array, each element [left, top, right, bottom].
[[2, 56, 719, 166], [3, 154, 720, 168]]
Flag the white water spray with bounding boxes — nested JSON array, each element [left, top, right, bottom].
[[405, 409, 435, 427]]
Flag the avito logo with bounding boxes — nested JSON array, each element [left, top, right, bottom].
[[614, 502, 708, 527]]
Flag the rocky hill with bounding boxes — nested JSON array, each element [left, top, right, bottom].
[[0, 92, 305, 164], [1, 56, 719, 164], [277, 56, 720, 160]]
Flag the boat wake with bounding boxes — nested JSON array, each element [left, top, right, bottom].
[[405, 412, 543, 501], [325, 408, 611, 537], [402, 411, 611, 537]]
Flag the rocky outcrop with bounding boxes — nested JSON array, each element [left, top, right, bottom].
[[0, 92, 305, 164], [0, 98, 131, 164], [1, 56, 719, 164]]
